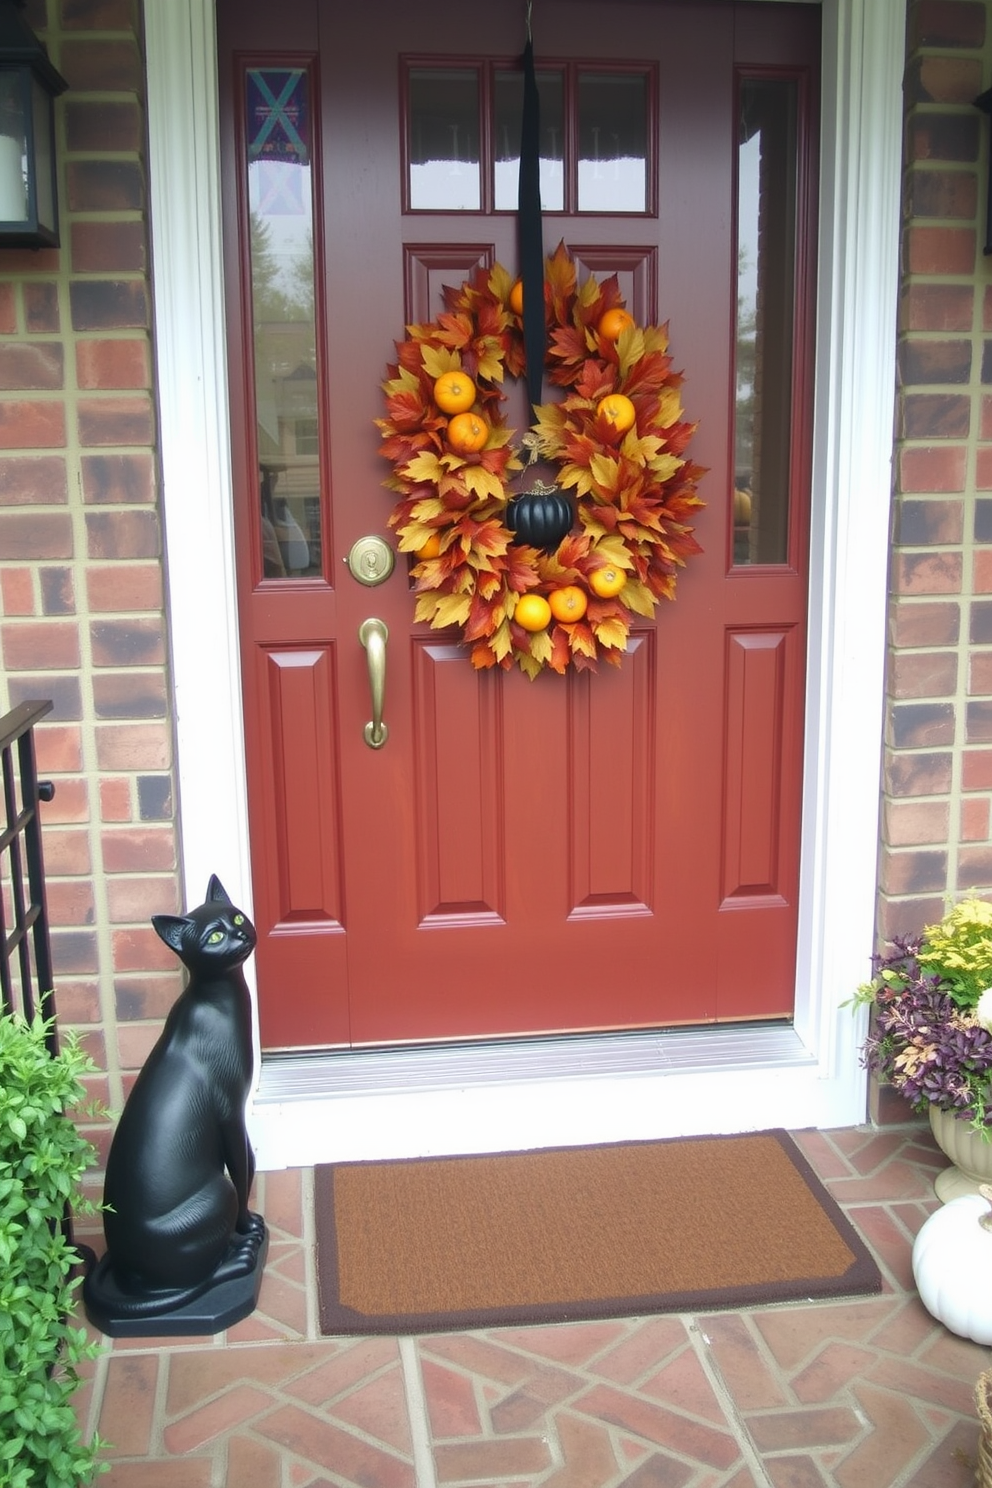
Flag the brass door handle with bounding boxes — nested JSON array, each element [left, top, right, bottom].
[[358, 618, 388, 749]]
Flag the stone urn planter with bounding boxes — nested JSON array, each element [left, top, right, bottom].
[[930, 1106, 992, 1202]]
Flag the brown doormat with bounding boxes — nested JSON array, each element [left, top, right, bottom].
[[314, 1130, 881, 1336]]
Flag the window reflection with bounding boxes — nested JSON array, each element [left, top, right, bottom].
[[409, 68, 481, 210], [577, 71, 647, 212], [246, 68, 322, 578], [735, 78, 799, 566]]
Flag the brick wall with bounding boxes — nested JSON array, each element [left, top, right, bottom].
[[875, 0, 992, 1118], [0, 0, 181, 1175]]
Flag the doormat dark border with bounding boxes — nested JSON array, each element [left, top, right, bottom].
[[314, 1129, 882, 1336]]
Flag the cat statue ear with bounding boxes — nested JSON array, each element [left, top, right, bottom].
[[207, 874, 232, 904], [150, 912, 189, 955]]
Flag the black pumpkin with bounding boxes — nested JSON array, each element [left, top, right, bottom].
[[506, 489, 573, 552]]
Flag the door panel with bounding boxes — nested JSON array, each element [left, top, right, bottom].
[[217, 0, 819, 1050]]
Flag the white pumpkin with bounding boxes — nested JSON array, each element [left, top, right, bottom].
[[912, 1185, 992, 1344]]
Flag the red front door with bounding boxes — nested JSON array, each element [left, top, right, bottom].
[[217, 1, 819, 1050]]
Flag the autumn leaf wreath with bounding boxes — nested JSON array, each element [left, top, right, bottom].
[[376, 243, 705, 679]]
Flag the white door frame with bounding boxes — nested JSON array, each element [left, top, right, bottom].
[[142, 0, 903, 1167]]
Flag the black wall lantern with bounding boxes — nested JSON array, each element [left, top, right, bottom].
[[0, 0, 67, 248]]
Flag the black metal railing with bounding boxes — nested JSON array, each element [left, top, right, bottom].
[[0, 699, 58, 1052]]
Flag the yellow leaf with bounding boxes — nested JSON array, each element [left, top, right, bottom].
[[432, 593, 473, 627], [463, 465, 506, 500], [403, 451, 443, 485], [656, 386, 682, 428], [593, 616, 630, 651], [529, 629, 553, 665], [589, 452, 620, 494], [409, 496, 447, 523], [616, 325, 646, 377], [559, 462, 594, 498], [491, 619, 513, 662], [476, 349, 506, 383], [593, 534, 635, 570], [517, 650, 543, 680], [648, 453, 684, 483], [569, 626, 597, 659], [619, 579, 657, 617], [397, 523, 438, 553], [420, 345, 461, 380]]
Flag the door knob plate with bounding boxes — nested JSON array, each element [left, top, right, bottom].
[[346, 534, 395, 587]]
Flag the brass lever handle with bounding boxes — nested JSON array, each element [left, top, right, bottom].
[[358, 618, 388, 749]]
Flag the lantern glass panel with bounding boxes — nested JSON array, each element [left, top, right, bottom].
[[0, 70, 28, 223]]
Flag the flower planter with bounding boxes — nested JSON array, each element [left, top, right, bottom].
[[930, 1106, 992, 1202]]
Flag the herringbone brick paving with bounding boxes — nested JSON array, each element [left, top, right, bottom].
[[73, 1125, 992, 1485]]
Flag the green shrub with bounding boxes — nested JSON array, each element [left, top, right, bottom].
[[0, 1012, 106, 1487]]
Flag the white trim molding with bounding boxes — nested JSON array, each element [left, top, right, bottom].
[[143, 0, 904, 1168]]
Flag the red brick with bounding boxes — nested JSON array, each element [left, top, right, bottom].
[[81, 451, 154, 504], [76, 338, 150, 390], [85, 510, 160, 559], [38, 776, 89, 823], [60, 39, 143, 93], [899, 444, 967, 492], [95, 722, 171, 771], [0, 343, 64, 390], [959, 845, 992, 887], [23, 283, 59, 334], [47, 879, 96, 926], [34, 724, 84, 774], [888, 600, 960, 647], [65, 99, 141, 152], [0, 568, 34, 615], [86, 563, 163, 612], [888, 650, 957, 697], [893, 551, 963, 594], [71, 221, 146, 275], [40, 827, 91, 875], [969, 651, 992, 694], [6, 674, 81, 720], [884, 750, 954, 796], [0, 249, 58, 275], [54, 978, 102, 1025], [908, 56, 984, 104], [977, 448, 992, 490], [90, 618, 165, 667], [93, 672, 167, 718], [116, 1018, 168, 1068], [0, 400, 65, 448], [898, 338, 972, 384], [899, 393, 970, 440], [894, 497, 964, 543], [101, 826, 177, 873], [908, 113, 980, 164], [883, 799, 950, 847], [107, 876, 181, 924], [68, 278, 148, 330], [905, 169, 978, 219], [975, 550, 992, 592], [109, 930, 172, 979], [878, 895, 946, 944], [901, 283, 975, 332], [961, 796, 990, 841], [963, 750, 992, 789], [888, 700, 956, 747], [51, 929, 100, 976], [77, 394, 154, 447], [99, 776, 132, 821], [880, 848, 949, 894], [0, 511, 72, 558], [2, 618, 80, 669], [40, 567, 75, 616], [967, 699, 992, 741], [0, 455, 67, 505], [0, 283, 17, 335], [911, 1, 986, 48]]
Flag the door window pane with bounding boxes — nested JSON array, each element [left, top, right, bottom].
[[577, 71, 647, 212], [734, 78, 799, 567], [246, 67, 322, 578], [408, 68, 481, 210], [493, 68, 564, 211]]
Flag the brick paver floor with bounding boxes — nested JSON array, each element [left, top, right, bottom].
[[73, 1123, 992, 1486]]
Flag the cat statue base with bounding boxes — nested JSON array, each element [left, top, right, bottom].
[[84, 876, 268, 1338]]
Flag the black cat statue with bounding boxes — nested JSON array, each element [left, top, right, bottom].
[[84, 875, 268, 1337]]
